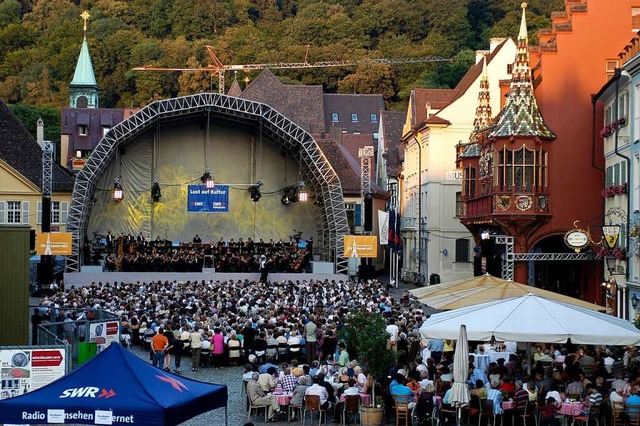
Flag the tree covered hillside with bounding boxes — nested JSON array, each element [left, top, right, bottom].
[[0, 0, 563, 112]]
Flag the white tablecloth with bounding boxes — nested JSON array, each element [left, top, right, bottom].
[[472, 352, 512, 371]]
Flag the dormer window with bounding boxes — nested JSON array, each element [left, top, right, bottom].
[[351, 114, 358, 122], [370, 114, 378, 123], [78, 125, 88, 136], [331, 113, 339, 122]]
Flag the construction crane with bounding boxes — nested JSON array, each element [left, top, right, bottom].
[[132, 45, 451, 94]]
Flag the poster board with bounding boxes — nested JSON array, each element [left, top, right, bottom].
[[0, 348, 66, 400], [89, 321, 120, 353]]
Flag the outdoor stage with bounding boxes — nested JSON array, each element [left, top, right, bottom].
[[64, 261, 346, 287]]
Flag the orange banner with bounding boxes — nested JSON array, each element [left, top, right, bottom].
[[343, 235, 378, 258], [36, 233, 72, 255]]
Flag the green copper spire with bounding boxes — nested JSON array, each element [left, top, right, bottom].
[[71, 37, 97, 87], [69, 10, 99, 108], [489, 3, 555, 139]]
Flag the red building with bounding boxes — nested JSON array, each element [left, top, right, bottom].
[[458, 1, 636, 303]]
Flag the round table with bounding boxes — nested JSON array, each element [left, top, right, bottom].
[[502, 400, 514, 410], [558, 402, 583, 416], [274, 393, 293, 406], [340, 393, 372, 406], [471, 352, 513, 372]]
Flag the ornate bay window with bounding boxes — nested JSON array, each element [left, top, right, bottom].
[[496, 146, 547, 192]]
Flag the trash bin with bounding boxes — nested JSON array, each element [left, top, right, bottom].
[[77, 342, 98, 365], [429, 273, 441, 285]]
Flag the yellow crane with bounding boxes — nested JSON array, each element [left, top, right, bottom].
[[132, 45, 451, 94]]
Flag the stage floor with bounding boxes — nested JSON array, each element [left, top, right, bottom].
[[64, 271, 348, 287]]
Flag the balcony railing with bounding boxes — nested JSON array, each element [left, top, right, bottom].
[[462, 191, 551, 220]]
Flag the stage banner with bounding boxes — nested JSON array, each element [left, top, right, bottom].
[[343, 235, 378, 258], [378, 210, 389, 245], [36, 233, 72, 255], [187, 185, 229, 213]]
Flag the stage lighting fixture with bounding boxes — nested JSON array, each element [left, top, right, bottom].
[[281, 181, 305, 205], [151, 179, 162, 202], [113, 179, 124, 201], [248, 179, 264, 202], [298, 190, 308, 202], [201, 168, 215, 189]]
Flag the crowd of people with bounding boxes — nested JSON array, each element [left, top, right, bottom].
[[32, 274, 640, 425], [93, 234, 312, 273]]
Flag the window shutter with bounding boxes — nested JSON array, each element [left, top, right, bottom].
[[37, 201, 42, 224], [22, 201, 29, 224], [0, 201, 5, 224], [61, 202, 69, 224]]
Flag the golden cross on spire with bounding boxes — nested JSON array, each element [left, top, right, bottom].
[[80, 10, 90, 33], [521, 2, 527, 10]]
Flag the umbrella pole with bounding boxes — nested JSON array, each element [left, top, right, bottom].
[[457, 405, 461, 426], [225, 406, 228, 426]]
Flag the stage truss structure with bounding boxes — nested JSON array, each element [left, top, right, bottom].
[[66, 93, 350, 274], [492, 235, 596, 281]]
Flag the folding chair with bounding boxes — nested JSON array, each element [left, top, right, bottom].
[[342, 394, 360, 425], [394, 395, 411, 426], [303, 394, 327, 425], [246, 392, 268, 421]]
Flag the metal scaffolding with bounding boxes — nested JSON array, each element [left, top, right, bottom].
[[42, 141, 53, 197], [66, 93, 350, 274], [358, 146, 373, 230], [492, 235, 596, 280]]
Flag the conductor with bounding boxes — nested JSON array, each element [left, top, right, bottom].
[[259, 254, 268, 283]]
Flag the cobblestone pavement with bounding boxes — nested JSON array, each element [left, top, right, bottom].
[[128, 346, 393, 426], [28, 276, 422, 425]]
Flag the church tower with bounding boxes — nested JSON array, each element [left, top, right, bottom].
[[69, 11, 99, 108]]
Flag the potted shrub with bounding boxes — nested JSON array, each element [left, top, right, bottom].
[[339, 309, 396, 426]]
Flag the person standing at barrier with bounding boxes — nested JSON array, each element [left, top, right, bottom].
[[31, 308, 42, 345], [151, 328, 169, 368], [63, 313, 77, 344]]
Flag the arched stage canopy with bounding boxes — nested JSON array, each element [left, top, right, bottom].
[[66, 93, 349, 274]]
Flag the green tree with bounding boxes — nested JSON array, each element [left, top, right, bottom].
[[8, 103, 61, 144], [0, 0, 22, 28], [339, 310, 396, 403], [170, 0, 215, 40], [338, 64, 396, 104]]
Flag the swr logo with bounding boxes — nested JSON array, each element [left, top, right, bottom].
[[59, 387, 116, 399]]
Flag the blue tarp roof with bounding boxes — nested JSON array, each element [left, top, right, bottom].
[[0, 343, 227, 425]]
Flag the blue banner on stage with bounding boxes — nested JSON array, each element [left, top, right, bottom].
[[187, 185, 229, 213]]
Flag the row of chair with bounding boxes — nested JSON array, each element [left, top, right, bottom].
[[247, 392, 361, 425]]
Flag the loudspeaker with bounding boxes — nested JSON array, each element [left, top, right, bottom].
[[364, 193, 373, 232]]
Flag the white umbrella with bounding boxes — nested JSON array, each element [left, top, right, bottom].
[[419, 293, 640, 346], [448, 324, 470, 426]]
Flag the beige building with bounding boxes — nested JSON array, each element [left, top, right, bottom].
[[0, 101, 75, 233], [400, 38, 516, 284]]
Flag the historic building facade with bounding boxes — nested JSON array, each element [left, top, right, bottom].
[[458, 1, 638, 305], [399, 38, 516, 284]]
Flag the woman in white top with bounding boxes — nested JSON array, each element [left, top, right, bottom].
[[354, 366, 368, 393]]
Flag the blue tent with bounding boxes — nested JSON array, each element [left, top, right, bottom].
[[0, 343, 227, 425]]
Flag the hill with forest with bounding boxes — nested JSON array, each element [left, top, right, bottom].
[[1, 0, 564, 118]]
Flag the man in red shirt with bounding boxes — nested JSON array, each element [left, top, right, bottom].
[[151, 328, 169, 368]]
